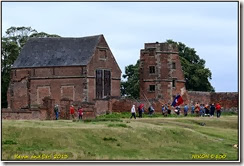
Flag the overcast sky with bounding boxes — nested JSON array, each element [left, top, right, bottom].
[[2, 2, 239, 92]]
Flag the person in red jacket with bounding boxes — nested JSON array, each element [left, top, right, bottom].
[[77, 107, 83, 120], [70, 105, 75, 120], [215, 103, 222, 118]]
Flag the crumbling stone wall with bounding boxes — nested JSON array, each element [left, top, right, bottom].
[[1, 108, 47, 120]]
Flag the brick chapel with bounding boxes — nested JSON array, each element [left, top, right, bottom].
[[7, 35, 121, 111]]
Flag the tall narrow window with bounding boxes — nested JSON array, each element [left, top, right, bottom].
[[96, 69, 111, 99], [149, 85, 155, 92], [172, 62, 176, 69], [172, 80, 176, 88], [96, 70, 103, 99], [149, 66, 155, 74]]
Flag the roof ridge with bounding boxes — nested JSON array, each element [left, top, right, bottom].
[[29, 34, 103, 40]]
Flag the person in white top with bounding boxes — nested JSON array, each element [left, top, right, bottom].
[[130, 105, 136, 119]]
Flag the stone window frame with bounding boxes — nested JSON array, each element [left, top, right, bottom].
[[149, 85, 156, 92], [172, 62, 176, 69], [149, 66, 156, 74], [172, 79, 176, 88], [95, 68, 112, 99]]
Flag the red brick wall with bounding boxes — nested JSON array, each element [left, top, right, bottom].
[[188, 91, 211, 105], [86, 35, 121, 101], [211, 92, 238, 109], [30, 77, 85, 106], [188, 91, 238, 111], [1, 109, 47, 120], [95, 99, 109, 115]]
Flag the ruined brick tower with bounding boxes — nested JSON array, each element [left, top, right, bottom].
[[139, 42, 187, 104]]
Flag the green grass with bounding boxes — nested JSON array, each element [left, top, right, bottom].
[[2, 115, 239, 161]]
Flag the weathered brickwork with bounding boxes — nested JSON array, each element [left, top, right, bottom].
[[188, 91, 212, 105], [188, 91, 238, 111], [139, 42, 186, 104], [7, 35, 121, 112]]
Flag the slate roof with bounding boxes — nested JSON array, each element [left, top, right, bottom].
[[12, 35, 102, 68]]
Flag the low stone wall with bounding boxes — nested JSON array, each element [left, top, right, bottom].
[[72, 101, 96, 119], [94, 99, 109, 116], [109, 98, 164, 113], [1, 108, 47, 120]]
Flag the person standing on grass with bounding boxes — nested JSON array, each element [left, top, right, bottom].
[[130, 105, 136, 119], [175, 106, 180, 116], [210, 103, 215, 117], [54, 104, 60, 120], [184, 104, 189, 116], [148, 105, 155, 116], [200, 104, 204, 117], [191, 104, 195, 115], [204, 104, 210, 117], [138, 104, 144, 118], [216, 103, 222, 118], [77, 107, 83, 120], [162, 104, 168, 117], [70, 104, 75, 120], [195, 102, 200, 117], [167, 103, 171, 115], [162, 104, 165, 115]]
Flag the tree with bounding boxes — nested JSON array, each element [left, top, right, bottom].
[[1, 26, 61, 108], [166, 39, 214, 92], [120, 60, 140, 99], [121, 40, 214, 99]]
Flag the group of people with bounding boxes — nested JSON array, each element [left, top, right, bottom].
[[188, 102, 222, 118], [130, 104, 156, 119], [130, 102, 222, 119], [164, 102, 222, 118], [53, 104, 84, 120]]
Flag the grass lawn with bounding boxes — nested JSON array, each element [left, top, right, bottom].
[[2, 114, 239, 161]]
